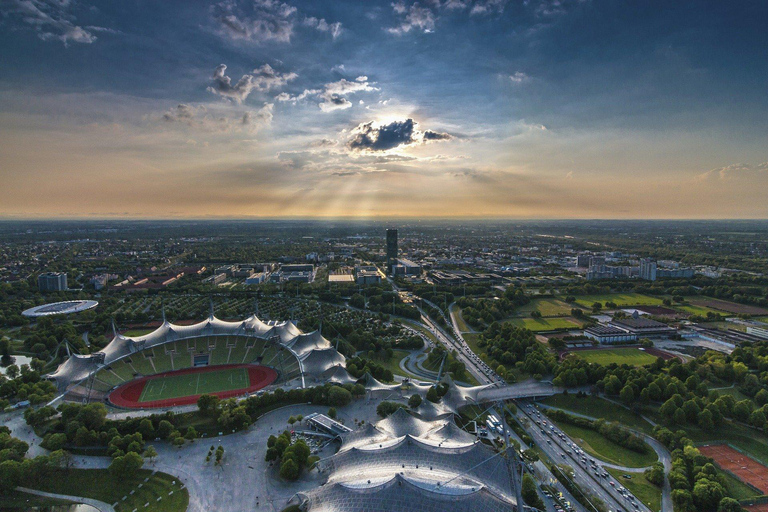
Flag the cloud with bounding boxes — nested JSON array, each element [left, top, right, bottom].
[[697, 162, 768, 181], [162, 102, 272, 133], [208, 64, 297, 103], [318, 77, 378, 112], [347, 118, 454, 152], [4, 0, 108, 45], [242, 103, 274, 132], [212, 0, 342, 43], [303, 17, 343, 39], [388, 2, 436, 35], [423, 130, 453, 141], [509, 71, 529, 83], [468, 0, 509, 15]]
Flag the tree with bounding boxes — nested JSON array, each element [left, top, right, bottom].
[[109, 451, 144, 478], [376, 401, 404, 418], [408, 394, 422, 409], [184, 427, 197, 441], [279, 457, 299, 480], [0, 460, 21, 494], [157, 420, 174, 440], [143, 445, 158, 463], [327, 407, 337, 419], [138, 419, 155, 440], [717, 498, 742, 512], [620, 385, 635, 404], [328, 386, 352, 407], [521, 473, 545, 510], [197, 394, 220, 418]]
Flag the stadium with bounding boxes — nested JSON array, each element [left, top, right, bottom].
[[47, 313, 351, 408], [293, 407, 518, 512], [22, 299, 99, 318]]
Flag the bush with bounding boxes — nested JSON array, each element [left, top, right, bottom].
[[377, 401, 405, 418]]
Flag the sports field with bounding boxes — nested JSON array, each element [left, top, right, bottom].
[[109, 364, 277, 408], [139, 367, 249, 402], [572, 347, 658, 366], [699, 444, 768, 494], [571, 293, 666, 309], [508, 317, 581, 332]]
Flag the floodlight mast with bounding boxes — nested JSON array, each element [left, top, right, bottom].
[[494, 402, 524, 512]]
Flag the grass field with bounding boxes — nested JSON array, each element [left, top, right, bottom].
[[573, 348, 658, 367], [719, 468, 763, 500], [541, 395, 654, 433], [0, 490, 74, 509], [508, 317, 581, 332], [377, 349, 412, 379], [515, 298, 574, 318], [140, 367, 249, 402], [570, 293, 666, 309], [673, 304, 723, 317], [23, 469, 188, 512], [551, 421, 658, 468], [606, 468, 662, 511]]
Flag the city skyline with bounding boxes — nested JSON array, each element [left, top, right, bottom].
[[1, 0, 767, 219]]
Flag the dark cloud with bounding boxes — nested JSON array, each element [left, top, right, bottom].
[[423, 130, 452, 141], [348, 119, 454, 152], [348, 119, 416, 151]]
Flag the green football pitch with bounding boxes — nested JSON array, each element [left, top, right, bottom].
[[573, 347, 658, 366], [139, 367, 249, 402]]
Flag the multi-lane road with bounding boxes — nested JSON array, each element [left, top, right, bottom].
[[517, 402, 657, 512]]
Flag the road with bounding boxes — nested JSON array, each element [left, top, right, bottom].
[[517, 402, 655, 512]]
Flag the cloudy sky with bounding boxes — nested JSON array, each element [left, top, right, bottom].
[[1, 0, 766, 219]]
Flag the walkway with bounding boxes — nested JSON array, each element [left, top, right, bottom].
[[16, 487, 116, 512]]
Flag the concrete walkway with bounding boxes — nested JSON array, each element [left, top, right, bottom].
[[16, 487, 116, 512]]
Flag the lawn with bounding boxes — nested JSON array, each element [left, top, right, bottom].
[[570, 293, 666, 309], [549, 420, 658, 468], [0, 490, 74, 509], [515, 298, 574, 318], [718, 469, 762, 500], [606, 468, 662, 512], [573, 348, 658, 367], [377, 349, 413, 379], [140, 367, 249, 402], [508, 317, 581, 332], [450, 305, 472, 332], [24, 468, 188, 512], [540, 394, 654, 433], [673, 304, 723, 317]]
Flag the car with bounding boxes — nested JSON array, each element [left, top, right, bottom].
[[609, 481, 615, 487]]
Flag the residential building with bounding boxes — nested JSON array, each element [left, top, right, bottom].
[[38, 272, 67, 291]]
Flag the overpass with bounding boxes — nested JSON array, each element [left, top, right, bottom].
[[475, 380, 557, 403]]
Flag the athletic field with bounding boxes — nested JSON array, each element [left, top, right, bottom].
[[139, 367, 249, 402], [109, 364, 277, 409], [572, 347, 658, 366]]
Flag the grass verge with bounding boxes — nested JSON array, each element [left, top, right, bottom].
[[541, 395, 654, 433], [550, 421, 658, 468], [605, 468, 662, 512]]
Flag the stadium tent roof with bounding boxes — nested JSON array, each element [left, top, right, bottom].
[[47, 313, 347, 393], [300, 409, 515, 512], [323, 364, 357, 385]]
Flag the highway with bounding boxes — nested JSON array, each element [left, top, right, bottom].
[[516, 402, 655, 512]]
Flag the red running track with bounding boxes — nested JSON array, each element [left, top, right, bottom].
[[108, 364, 278, 409]]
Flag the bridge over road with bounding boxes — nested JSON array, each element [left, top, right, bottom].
[[475, 380, 557, 403]]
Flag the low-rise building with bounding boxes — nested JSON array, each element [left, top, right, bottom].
[[584, 325, 638, 344]]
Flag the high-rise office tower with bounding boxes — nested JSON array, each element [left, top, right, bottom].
[[386, 229, 398, 274], [38, 272, 68, 291]]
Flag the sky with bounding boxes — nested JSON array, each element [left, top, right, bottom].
[[0, 0, 767, 219]]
